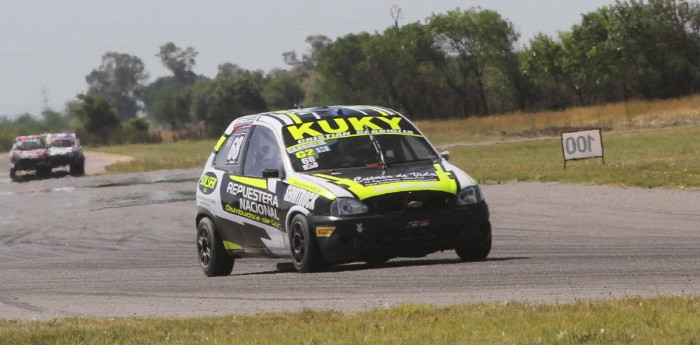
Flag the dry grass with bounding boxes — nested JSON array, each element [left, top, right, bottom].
[[417, 94, 700, 145], [1, 296, 698, 344]]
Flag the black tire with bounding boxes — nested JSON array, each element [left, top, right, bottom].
[[70, 160, 85, 176], [289, 214, 326, 273], [9, 168, 17, 181], [456, 235, 492, 262], [197, 217, 234, 277]]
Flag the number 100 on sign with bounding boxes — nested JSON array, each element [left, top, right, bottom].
[[561, 129, 604, 162]]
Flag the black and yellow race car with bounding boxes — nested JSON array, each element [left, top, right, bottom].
[[195, 105, 491, 275]]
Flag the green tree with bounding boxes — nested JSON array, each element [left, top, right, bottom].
[[317, 32, 387, 105], [189, 72, 268, 137], [144, 78, 195, 129], [41, 109, 72, 132], [157, 42, 198, 82], [123, 117, 152, 143], [216, 63, 245, 78], [429, 8, 520, 116], [520, 34, 580, 109], [283, 35, 332, 73], [86, 52, 149, 121], [263, 69, 306, 110], [559, 0, 700, 104], [68, 94, 121, 145]]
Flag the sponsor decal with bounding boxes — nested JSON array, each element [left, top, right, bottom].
[[286, 140, 328, 154], [222, 177, 281, 229], [198, 172, 218, 195], [283, 185, 320, 210], [356, 223, 364, 233], [352, 171, 439, 187], [285, 116, 410, 142]]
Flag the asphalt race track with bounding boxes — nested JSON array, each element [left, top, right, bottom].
[[0, 168, 698, 320]]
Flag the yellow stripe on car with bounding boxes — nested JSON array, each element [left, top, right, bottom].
[[230, 175, 268, 189], [214, 134, 228, 152], [314, 164, 457, 200], [223, 241, 244, 250], [277, 111, 302, 124]]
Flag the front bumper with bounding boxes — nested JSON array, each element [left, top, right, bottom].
[[10, 158, 50, 171], [309, 202, 491, 263], [49, 153, 83, 167]]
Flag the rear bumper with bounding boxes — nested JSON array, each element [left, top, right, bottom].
[[309, 202, 491, 263]]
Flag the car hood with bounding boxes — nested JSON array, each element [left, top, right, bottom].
[[299, 161, 468, 201]]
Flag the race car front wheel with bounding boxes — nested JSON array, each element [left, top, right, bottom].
[[289, 214, 326, 273], [456, 236, 492, 262], [70, 160, 85, 176], [197, 217, 234, 277]]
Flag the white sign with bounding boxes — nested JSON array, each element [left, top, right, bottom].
[[561, 129, 604, 161]]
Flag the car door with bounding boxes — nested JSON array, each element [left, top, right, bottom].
[[234, 125, 288, 255]]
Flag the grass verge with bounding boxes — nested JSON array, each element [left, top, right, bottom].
[[1, 296, 697, 344], [91, 125, 700, 190], [446, 126, 700, 189]]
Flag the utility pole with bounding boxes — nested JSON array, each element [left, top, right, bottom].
[[41, 86, 50, 111]]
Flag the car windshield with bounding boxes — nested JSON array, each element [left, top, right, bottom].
[[283, 118, 438, 172], [50, 139, 74, 148], [15, 139, 45, 151]]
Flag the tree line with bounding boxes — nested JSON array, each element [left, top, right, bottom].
[[2, 0, 699, 149]]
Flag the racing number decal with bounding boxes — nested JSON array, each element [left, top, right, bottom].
[[295, 149, 314, 159], [226, 133, 246, 164], [294, 148, 321, 170]]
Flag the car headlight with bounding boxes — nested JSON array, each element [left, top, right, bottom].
[[456, 185, 484, 205], [330, 198, 368, 216]]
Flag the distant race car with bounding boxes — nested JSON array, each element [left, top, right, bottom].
[[46, 133, 85, 176], [195, 105, 492, 275], [9, 135, 51, 180]]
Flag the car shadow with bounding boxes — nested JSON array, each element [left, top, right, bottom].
[[231, 256, 529, 276], [10, 170, 80, 183]]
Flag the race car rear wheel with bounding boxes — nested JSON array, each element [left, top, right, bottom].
[[290, 214, 326, 273], [9, 168, 17, 181], [197, 217, 234, 277], [456, 236, 492, 262]]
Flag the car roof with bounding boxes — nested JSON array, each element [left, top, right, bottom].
[[259, 105, 402, 125], [15, 135, 44, 141], [47, 133, 76, 139]]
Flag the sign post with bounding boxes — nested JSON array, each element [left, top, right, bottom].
[[561, 128, 604, 169]]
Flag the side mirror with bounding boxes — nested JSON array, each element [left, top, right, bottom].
[[440, 151, 450, 161], [262, 169, 283, 178]]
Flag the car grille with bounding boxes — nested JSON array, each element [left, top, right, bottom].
[[368, 225, 460, 245], [364, 191, 451, 216]]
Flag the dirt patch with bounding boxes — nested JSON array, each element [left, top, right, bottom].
[[84, 151, 133, 175]]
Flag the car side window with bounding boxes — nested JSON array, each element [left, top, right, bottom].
[[242, 126, 283, 177], [213, 128, 249, 174]]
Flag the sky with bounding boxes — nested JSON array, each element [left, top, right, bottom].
[[0, 0, 617, 118]]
